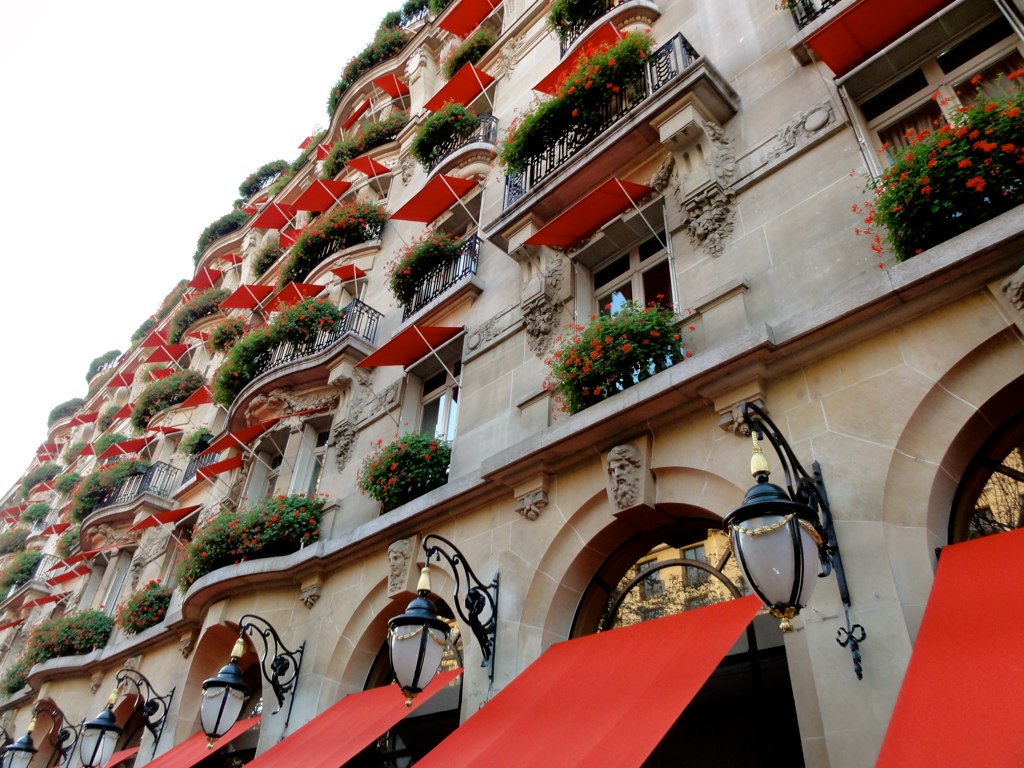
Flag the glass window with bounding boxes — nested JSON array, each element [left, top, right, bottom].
[[420, 369, 459, 442], [307, 431, 330, 495], [264, 455, 283, 498], [594, 233, 672, 315]]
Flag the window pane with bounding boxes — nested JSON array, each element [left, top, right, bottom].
[[877, 99, 944, 157], [641, 259, 673, 309], [593, 255, 630, 289], [421, 397, 441, 438], [598, 287, 633, 316], [638, 233, 665, 262], [955, 50, 1024, 106], [444, 388, 459, 441]]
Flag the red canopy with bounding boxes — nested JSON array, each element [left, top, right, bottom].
[[438, 0, 502, 37], [102, 746, 140, 768], [106, 372, 135, 389], [218, 252, 243, 265], [143, 716, 260, 768], [129, 505, 202, 532], [263, 282, 324, 312], [357, 326, 463, 368], [534, 23, 622, 95], [877, 528, 1024, 766], [179, 386, 213, 408], [293, 179, 352, 212], [252, 203, 295, 230], [315, 143, 332, 161], [139, 329, 168, 348], [221, 284, 275, 310], [149, 369, 174, 381], [38, 522, 70, 537], [112, 402, 135, 419], [425, 64, 494, 112], [0, 619, 25, 632], [330, 264, 367, 283], [524, 178, 653, 248], [298, 135, 315, 150], [29, 480, 54, 496], [197, 454, 244, 480], [146, 344, 188, 364], [245, 669, 462, 768], [279, 229, 303, 249], [97, 437, 151, 460], [45, 565, 89, 586], [147, 425, 184, 435], [373, 73, 410, 98], [77, 443, 95, 457], [346, 155, 390, 179], [24, 592, 70, 609], [69, 411, 99, 426], [186, 330, 210, 342], [342, 99, 371, 131], [391, 175, 477, 223], [188, 268, 222, 290], [199, 418, 282, 457], [417, 596, 760, 767], [36, 442, 57, 458], [58, 544, 122, 568]]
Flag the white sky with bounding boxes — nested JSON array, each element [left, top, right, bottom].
[[0, 2, 388, 493]]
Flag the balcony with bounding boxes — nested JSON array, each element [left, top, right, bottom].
[[402, 236, 481, 320], [181, 452, 219, 486], [556, 0, 660, 55], [503, 34, 698, 209], [93, 461, 180, 514], [429, 115, 498, 172], [250, 298, 383, 379]]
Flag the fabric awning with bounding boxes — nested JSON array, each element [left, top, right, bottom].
[[197, 454, 244, 480], [373, 73, 410, 97], [524, 178, 654, 248], [342, 99, 371, 131], [129, 505, 202, 532], [45, 565, 89, 586], [534, 23, 621, 95], [39, 522, 70, 537], [149, 369, 174, 381], [24, 592, 70, 609], [29, 481, 54, 495], [346, 155, 390, 179], [279, 229, 303, 249], [263, 282, 324, 312], [252, 203, 295, 230], [143, 715, 260, 768], [102, 746, 140, 768], [179, 386, 213, 408], [199, 419, 281, 457], [417, 595, 760, 767], [357, 326, 463, 368], [77, 443, 95, 457], [293, 179, 352, 212], [147, 344, 188, 364], [188, 268, 222, 290], [330, 264, 367, 282], [391, 175, 477, 223], [438, 0, 502, 37], [106, 372, 135, 389], [877, 528, 1024, 766], [112, 402, 135, 419], [139, 329, 168, 348], [186, 330, 210, 342], [298, 135, 315, 150], [69, 412, 99, 426], [0, 619, 25, 632], [221, 284, 275, 310], [57, 544, 122, 568], [97, 437, 151, 461], [315, 143, 332, 161], [218, 252, 244, 265], [147, 425, 184, 435], [36, 442, 57, 457], [424, 64, 494, 112], [245, 669, 462, 768]]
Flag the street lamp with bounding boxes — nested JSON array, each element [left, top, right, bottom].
[[115, 668, 174, 751], [201, 615, 304, 740], [0, 721, 36, 768], [723, 401, 866, 678], [2, 702, 80, 768], [387, 534, 498, 704], [78, 690, 121, 768]]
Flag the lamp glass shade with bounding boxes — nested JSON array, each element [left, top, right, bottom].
[[201, 660, 250, 739], [388, 594, 451, 698], [1, 734, 36, 768], [78, 724, 119, 768], [729, 513, 820, 614]]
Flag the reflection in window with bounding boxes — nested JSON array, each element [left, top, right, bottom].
[[594, 233, 672, 315], [420, 368, 459, 442], [951, 413, 1024, 543]]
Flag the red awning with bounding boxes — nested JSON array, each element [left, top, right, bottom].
[[342, 99, 371, 131], [315, 143, 332, 161], [143, 716, 260, 768], [147, 344, 188, 364], [524, 178, 654, 248], [805, 0, 955, 77], [102, 746, 140, 768], [197, 454, 244, 480], [877, 528, 1024, 766], [77, 443, 95, 457], [69, 412, 99, 426], [129, 505, 202, 532], [534, 23, 621, 95], [36, 442, 57, 457], [58, 544, 122, 568], [188, 330, 211, 342], [293, 179, 352, 212], [147, 425, 184, 435], [199, 419, 282, 457], [252, 203, 295, 230], [39, 522, 70, 537], [221, 284, 275, 310], [45, 565, 89, 586], [112, 402, 135, 419], [149, 369, 173, 381], [357, 326, 463, 368], [298, 135, 315, 150], [188, 268, 222, 290], [373, 73, 410, 98], [139, 329, 168, 348], [425, 64, 494, 113], [29, 480, 54, 495], [439, 0, 502, 37], [179, 386, 213, 408], [279, 229, 303, 249], [24, 592, 70, 609], [417, 595, 760, 767], [245, 669, 462, 768], [0, 619, 24, 632], [330, 265, 367, 283], [391, 175, 477, 223], [346, 155, 390, 179], [218, 252, 243, 265], [97, 437, 151, 461], [263, 282, 324, 312], [106, 372, 135, 389]]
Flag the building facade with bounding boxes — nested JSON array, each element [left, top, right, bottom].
[[1, 0, 1023, 765]]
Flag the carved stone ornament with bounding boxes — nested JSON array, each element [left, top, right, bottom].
[[90, 673, 105, 694], [349, 370, 400, 424], [245, 388, 339, 425], [1002, 264, 1024, 313], [650, 154, 676, 194], [523, 293, 561, 358], [179, 631, 196, 659], [765, 102, 835, 162], [606, 444, 643, 511], [137, 526, 171, 564], [400, 156, 416, 185], [489, 31, 526, 80], [299, 583, 322, 609], [331, 420, 357, 471], [515, 490, 549, 521], [387, 538, 416, 597], [678, 183, 735, 257], [86, 524, 140, 551]]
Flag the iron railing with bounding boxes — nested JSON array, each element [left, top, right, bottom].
[[94, 462, 180, 513], [3, 554, 63, 599], [181, 452, 219, 485], [558, 0, 617, 55], [428, 115, 499, 172], [402, 236, 481, 320], [251, 299, 383, 379], [503, 33, 698, 208], [786, 0, 845, 29]]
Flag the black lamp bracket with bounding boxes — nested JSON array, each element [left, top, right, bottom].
[[32, 702, 79, 766], [421, 534, 499, 681], [237, 614, 304, 730], [115, 668, 174, 750]]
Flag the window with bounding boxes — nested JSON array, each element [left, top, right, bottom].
[[420, 366, 460, 442], [593, 232, 672, 315], [306, 431, 330, 494], [100, 553, 131, 616]]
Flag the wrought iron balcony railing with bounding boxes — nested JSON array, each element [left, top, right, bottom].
[[181, 452, 219, 486], [503, 33, 698, 208], [402, 236, 481, 320], [93, 461, 180, 514], [558, 0, 617, 55], [786, 0, 844, 29], [251, 299, 384, 379], [3, 554, 63, 600], [428, 115, 499, 172]]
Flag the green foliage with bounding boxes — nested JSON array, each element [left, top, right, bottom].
[[131, 370, 205, 431], [63, 441, 86, 464], [276, 297, 344, 345], [327, 24, 411, 116], [57, 525, 80, 559], [20, 462, 60, 499], [86, 350, 121, 382], [93, 432, 129, 458], [545, 301, 684, 414], [53, 472, 81, 495], [130, 316, 157, 346], [167, 288, 230, 343], [402, 0, 430, 19], [97, 404, 120, 433], [0, 551, 43, 591], [0, 528, 28, 556], [442, 28, 495, 80], [428, 0, 452, 13], [177, 494, 324, 591], [208, 317, 248, 353], [278, 200, 388, 286], [388, 230, 464, 305], [239, 160, 289, 199], [252, 242, 283, 279], [499, 32, 652, 173], [194, 210, 249, 265], [0, 657, 30, 696], [72, 459, 149, 521], [547, 0, 605, 43], [411, 103, 477, 170], [47, 398, 84, 427], [178, 427, 213, 456], [866, 84, 1024, 261], [289, 130, 327, 176], [21, 504, 49, 525], [359, 432, 452, 512], [156, 280, 190, 321], [115, 580, 172, 635], [0, 610, 115, 694], [321, 111, 409, 179], [86, 369, 115, 399]]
